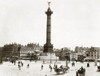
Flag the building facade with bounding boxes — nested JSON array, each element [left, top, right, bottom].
[[2, 44, 20, 58], [70, 51, 77, 61], [86, 47, 100, 61], [75, 46, 89, 61]]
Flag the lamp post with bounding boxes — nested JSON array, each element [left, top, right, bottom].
[[50, 52, 52, 64], [65, 53, 68, 67], [18, 46, 21, 59], [56, 54, 57, 62], [95, 52, 97, 66]]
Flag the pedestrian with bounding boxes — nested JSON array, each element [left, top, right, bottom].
[[72, 62, 75, 66], [41, 65, 43, 70], [87, 62, 89, 67], [76, 71, 78, 76], [18, 64, 21, 70], [49, 65, 52, 72], [18, 61, 20, 65], [27, 64, 29, 68], [50, 66, 52, 72], [21, 62, 23, 67], [22, 63, 23, 66]]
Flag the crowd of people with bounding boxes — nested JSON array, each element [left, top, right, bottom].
[[40, 61, 90, 76], [29, 61, 95, 76], [10, 59, 97, 76], [18, 61, 30, 70], [10, 59, 30, 70]]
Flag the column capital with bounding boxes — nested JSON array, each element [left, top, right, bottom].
[[45, 7, 53, 16]]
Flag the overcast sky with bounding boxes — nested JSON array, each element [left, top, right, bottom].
[[0, 0, 100, 50]]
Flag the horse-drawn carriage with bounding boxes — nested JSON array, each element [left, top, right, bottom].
[[76, 67, 85, 76], [53, 65, 69, 75]]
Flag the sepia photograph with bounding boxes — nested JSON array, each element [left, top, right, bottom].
[[0, 0, 100, 76]]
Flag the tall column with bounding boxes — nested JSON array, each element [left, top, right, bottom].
[[46, 9, 51, 44], [43, 4, 53, 53]]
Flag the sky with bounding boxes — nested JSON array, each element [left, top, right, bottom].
[[0, 0, 100, 50]]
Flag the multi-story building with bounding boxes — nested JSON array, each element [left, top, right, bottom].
[[2, 43, 43, 60], [70, 51, 77, 61], [20, 46, 34, 58], [75, 46, 89, 61], [86, 47, 100, 61], [54, 47, 70, 60], [2, 44, 20, 58], [20, 43, 43, 60]]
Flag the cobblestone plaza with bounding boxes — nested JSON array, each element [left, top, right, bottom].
[[0, 61, 100, 76]]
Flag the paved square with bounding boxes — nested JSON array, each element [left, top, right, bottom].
[[0, 61, 100, 76]]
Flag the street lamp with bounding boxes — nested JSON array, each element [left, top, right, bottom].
[[65, 53, 68, 67], [50, 51, 52, 64], [95, 52, 97, 66], [56, 54, 57, 62], [18, 46, 21, 59]]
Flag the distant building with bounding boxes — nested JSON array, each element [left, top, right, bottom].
[[70, 51, 77, 61], [2, 44, 20, 58], [85, 47, 100, 61], [2, 43, 43, 60], [20, 44, 43, 60], [54, 47, 70, 60], [75, 46, 89, 61], [20, 46, 34, 58]]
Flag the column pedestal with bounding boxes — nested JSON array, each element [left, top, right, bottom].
[[44, 43, 53, 53]]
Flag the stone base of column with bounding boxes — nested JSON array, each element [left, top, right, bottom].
[[43, 43, 53, 53]]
